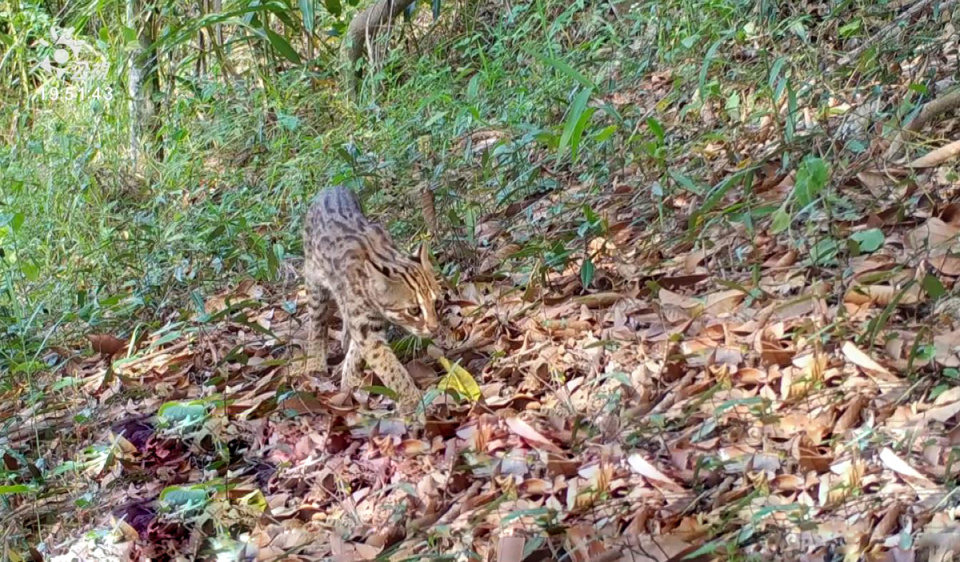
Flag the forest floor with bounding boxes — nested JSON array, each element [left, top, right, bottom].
[[4, 1, 960, 561]]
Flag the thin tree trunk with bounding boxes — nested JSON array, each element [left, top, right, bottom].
[[341, 0, 419, 98], [126, 0, 160, 168]]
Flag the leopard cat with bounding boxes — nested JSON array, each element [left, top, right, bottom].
[[302, 186, 441, 412]]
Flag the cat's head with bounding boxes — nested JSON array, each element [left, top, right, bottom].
[[363, 242, 441, 338]]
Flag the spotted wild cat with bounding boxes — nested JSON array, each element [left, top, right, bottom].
[[302, 186, 441, 411]]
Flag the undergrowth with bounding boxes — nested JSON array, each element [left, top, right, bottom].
[[0, 0, 939, 383]]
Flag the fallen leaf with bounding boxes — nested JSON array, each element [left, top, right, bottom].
[[437, 357, 483, 402], [504, 417, 562, 453], [879, 447, 937, 488], [627, 453, 684, 491], [87, 334, 128, 356], [497, 536, 525, 562], [842, 341, 897, 380]]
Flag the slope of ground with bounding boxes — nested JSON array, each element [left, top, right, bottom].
[[3, 0, 960, 560]]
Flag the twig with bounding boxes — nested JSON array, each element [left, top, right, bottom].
[[906, 137, 960, 167], [886, 87, 960, 159]]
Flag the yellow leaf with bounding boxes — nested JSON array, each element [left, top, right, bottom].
[[437, 357, 482, 402]]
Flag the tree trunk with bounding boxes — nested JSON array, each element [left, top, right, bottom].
[[341, 0, 419, 98], [126, 0, 160, 168]]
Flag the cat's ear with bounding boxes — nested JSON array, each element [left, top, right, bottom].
[[414, 242, 432, 270], [363, 259, 396, 292]]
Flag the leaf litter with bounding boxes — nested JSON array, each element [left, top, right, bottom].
[[7, 5, 960, 562]]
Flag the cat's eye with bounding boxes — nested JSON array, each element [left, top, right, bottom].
[[407, 306, 422, 317]]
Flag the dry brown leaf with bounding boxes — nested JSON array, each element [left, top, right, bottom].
[[627, 453, 684, 491], [87, 334, 127, 356], [504, 417, 562, 453], [657, 288, 699, 308], [870, 501, 903, 543], [857, 168, 896, 196], [564, 525, 606, 562], [879, 447, 937, 488], [928, 253, 960, 275], [835, 395, 866, 433], [683, 249, 708, 273], [905, 218, 960, 252], [844, 283, 923, 307], [934, 330, 960, 367], [842, 341, 897, 380], [496, 536, 525, 562], [573, 292, 625, 308], [703, 289, 745, 315], [923, 398, 960, 423]]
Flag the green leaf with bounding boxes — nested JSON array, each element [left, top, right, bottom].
[[558, 87, 593, 162], [268, 6, 298, 29], [785, 79, 797, 141], [681, 34, 700, 49], [580, 257, 595, 289], [265, 241, 279, 277], [157, 400, 210, 425], [687, 167, 753, 232], [768, 57, 788, 89], [423, 111, 447, 129], [922, 273, 946, 300], [265, 29, 301, 64], [793, 156, 829, 207], [363, 385, 398, 400], [915, 344, 937, 362], [431, 0, 441, 20], [725, 91, 740, 120], [437, 357, 482, 402], [299, 0, 316, 33], [323, 0, 343, 18], [647, 117, 665, 143], [0, 485, 30, 495], [20, 261, 38, 282], [698, 31, 734, 101], [121, 26, 138, 42], [569, 106, 597, 161], [466, 74, 480, 98], [0, 212, 25, 232], [851, 229, 884, 253], [810, 238, 839, 265], [838, 19, 862, 38], [521, 47, 596, 90], [592, 124, 617, 143], [770, 206, 790, 234], [669, 170, 703, 195], [159, 485, 210, 508]]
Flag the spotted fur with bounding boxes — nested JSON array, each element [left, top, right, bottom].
[[302, 186, 441, 412]]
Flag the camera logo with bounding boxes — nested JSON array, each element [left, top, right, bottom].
[[36, 27, 112, 102]]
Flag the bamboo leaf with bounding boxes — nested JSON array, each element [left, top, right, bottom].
[[265, 29, 302, 64], [569, 106, 597, 161], [521, 47, 597, 90], [558, 87, 593, 162], [299, 0, 316, 33]]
